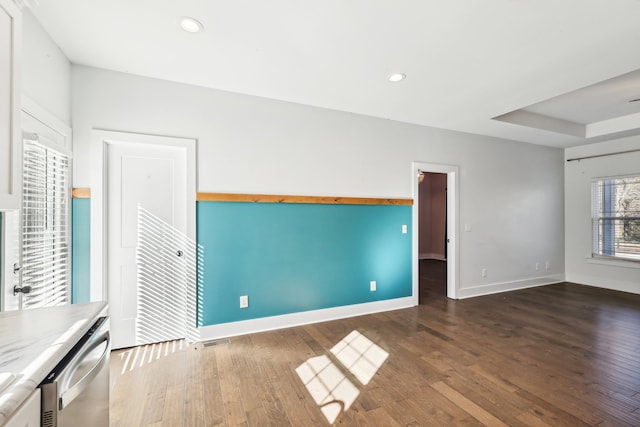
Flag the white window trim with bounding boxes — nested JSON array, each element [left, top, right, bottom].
[[586, 255, 640, 269], [591, 173, 640, 262]]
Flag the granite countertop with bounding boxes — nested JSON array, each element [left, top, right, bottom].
[[0, 302, 108, 425]]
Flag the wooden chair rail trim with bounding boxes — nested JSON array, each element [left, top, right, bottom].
[[196, 192, 413, 206], [72, 188, 91, 198], [70, 189, 413, 205]]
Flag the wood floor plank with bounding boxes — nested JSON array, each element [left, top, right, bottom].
[[431, 381, 511, 427], [443, 368, 533, 417], [354, 406, 402, 426], [259, 383, 292, 426], [513, 388, 595, 426], [359, 387, 417, 425], [110, 359, 146, 426], [200, 347, 227, 425], [516, 409, 555, 427], [467, 363, 520, 393], [183, 348, 205, 427], [271, 377, 324, 426], [161, 384, 185, 426], [396, 386, 482, 426]]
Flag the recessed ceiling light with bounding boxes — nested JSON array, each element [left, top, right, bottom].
[[180, 17, 203, 33], [388, 73, 406, 82]]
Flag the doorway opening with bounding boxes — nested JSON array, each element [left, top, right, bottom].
[[418, 172, 447, 302], [412, 162, 458, 303]]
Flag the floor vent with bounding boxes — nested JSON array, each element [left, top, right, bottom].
[[202, 338, 230, 348]]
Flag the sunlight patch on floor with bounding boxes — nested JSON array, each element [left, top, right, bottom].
[[295, 355, 359, 424], [296, 330, 389, 424], [330, 330, 388, 385], [116, 340, 192, 375]]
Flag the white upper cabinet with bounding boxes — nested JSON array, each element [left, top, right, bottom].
[[0, 0, 21, 211]]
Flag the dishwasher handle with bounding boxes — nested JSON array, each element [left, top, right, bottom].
[[58, 327, 110, 410]]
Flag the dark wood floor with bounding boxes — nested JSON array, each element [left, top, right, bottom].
[[110, 282, 640, 426], [419, 259, 447, 302]]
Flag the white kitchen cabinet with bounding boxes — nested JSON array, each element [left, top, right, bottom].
[[0, 0, 21, 211], [3, 388, 40, 427]]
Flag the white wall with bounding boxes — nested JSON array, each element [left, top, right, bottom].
[[71, 65, 565, 298], [21, 9, 70, 125], [565, 136, 640, 294]]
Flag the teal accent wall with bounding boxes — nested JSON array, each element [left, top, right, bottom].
[[197, 202, 412, 326], [72, 198, 91, 303], [68, 200, 412, 322]]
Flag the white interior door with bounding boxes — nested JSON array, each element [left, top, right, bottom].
[[107, 141, 189, 349]]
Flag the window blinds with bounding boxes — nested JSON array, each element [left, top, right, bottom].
[[21, 138, 70, 308], [591, 176, 640, 260]]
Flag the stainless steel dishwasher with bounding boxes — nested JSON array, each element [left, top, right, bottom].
[[39, 316, 111, 427]]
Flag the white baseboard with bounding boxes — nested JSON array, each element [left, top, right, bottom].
[[457, 274, 566, 299], [419, 252, 446, 261], [197, 296, 416, 342]]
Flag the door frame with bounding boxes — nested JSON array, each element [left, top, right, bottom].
[[90, 129, 196, 302], [412, 162, 459, 300]]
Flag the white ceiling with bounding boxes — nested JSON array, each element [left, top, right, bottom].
[[28, 0, 640, 148]]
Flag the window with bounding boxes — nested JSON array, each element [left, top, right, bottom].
[[592, 175, 640, 261], [21, 136, 71, 308]]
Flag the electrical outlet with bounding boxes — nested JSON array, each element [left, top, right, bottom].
[[481, 268, 487, 277], [401, 224, 407, 234], [239, 295, 249, 308], [370, 281, 377, 291], [535, 262, 540, 271], [545, 261, 550, 270]]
